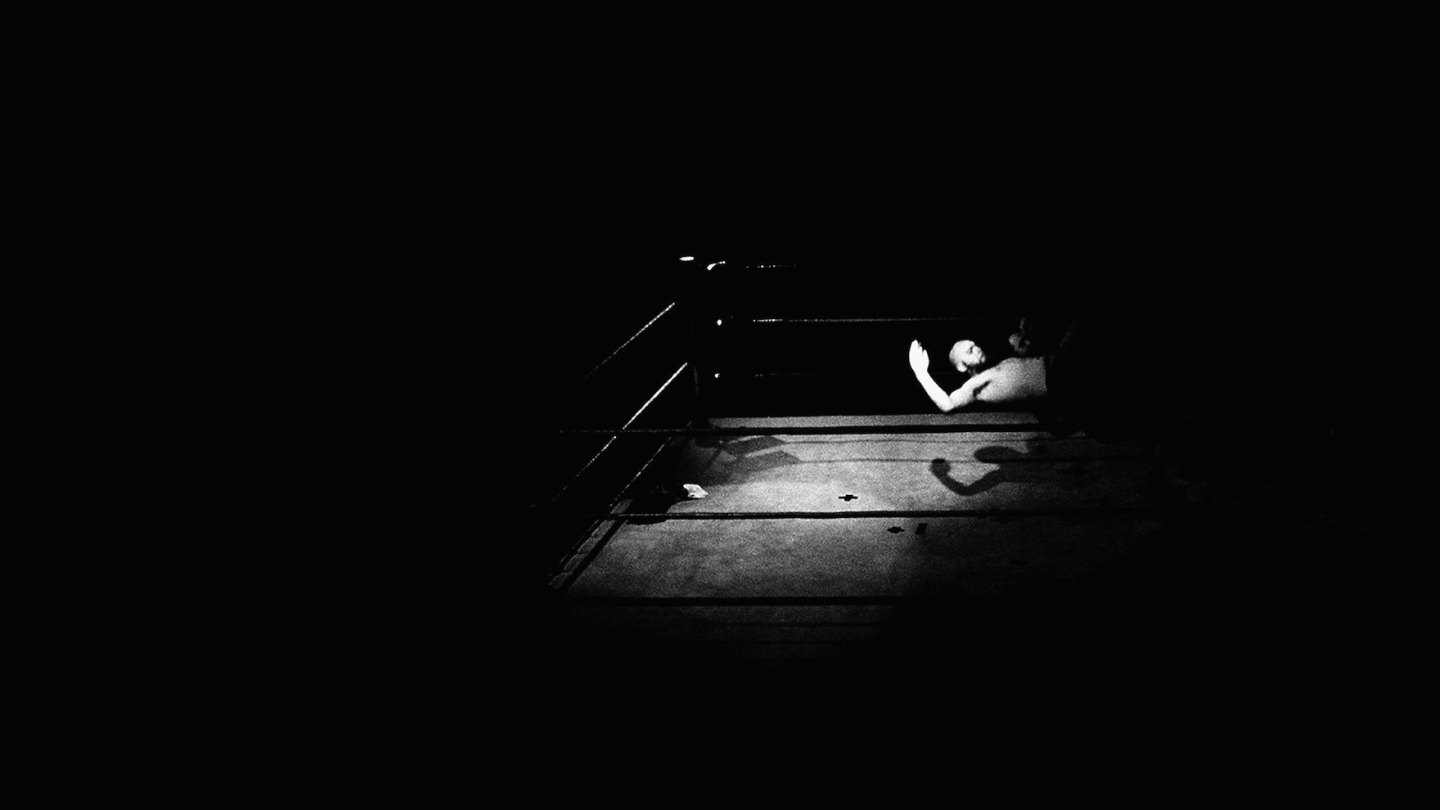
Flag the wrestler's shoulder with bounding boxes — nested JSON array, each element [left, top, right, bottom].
[[997, 356, 1045, 369]]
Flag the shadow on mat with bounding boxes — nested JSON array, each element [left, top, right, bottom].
[[929, 444, 1099, 498]]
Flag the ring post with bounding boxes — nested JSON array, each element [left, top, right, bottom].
[[687, 257, 718, 428]]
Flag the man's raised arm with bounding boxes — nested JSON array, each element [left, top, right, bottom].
[[909, 340, 988, 413]]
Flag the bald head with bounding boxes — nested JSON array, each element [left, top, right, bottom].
[[949, 340, 987, 373]]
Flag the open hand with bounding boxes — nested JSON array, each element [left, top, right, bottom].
[[908, 340, 929, 373]]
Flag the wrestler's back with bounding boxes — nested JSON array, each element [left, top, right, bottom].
[[977, 357, 1048, 402]]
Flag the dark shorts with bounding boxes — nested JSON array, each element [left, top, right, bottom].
[[1039, 315, 1170, 441], [1041, 317, 1095, 413]]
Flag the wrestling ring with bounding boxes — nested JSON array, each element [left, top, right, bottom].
[[522, 258, 1374, 690]]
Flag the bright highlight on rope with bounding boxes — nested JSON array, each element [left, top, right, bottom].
[[679, 256, 695, 262]]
